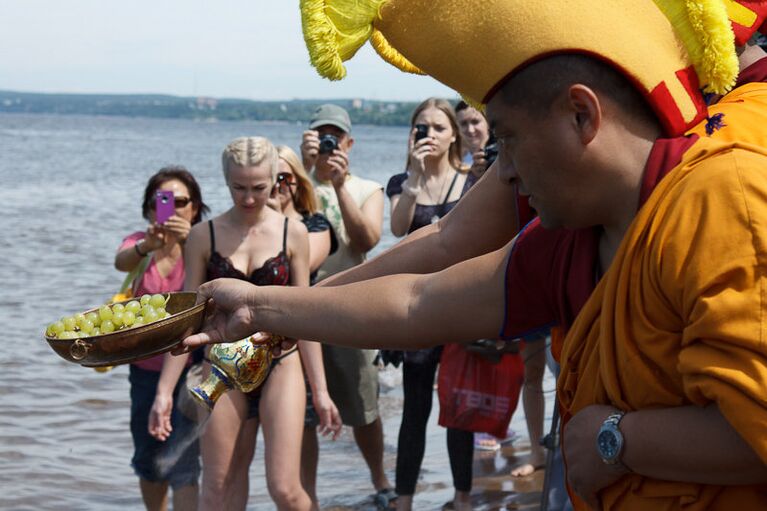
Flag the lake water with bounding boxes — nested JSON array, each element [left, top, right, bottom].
[[0, 113, 555, 510]]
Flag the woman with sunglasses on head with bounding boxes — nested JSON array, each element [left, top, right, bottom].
[[385, 98, 478, 511], [114, 165, 209, 511], [273, 145, 337, 284], [149, 137, 341, 511]]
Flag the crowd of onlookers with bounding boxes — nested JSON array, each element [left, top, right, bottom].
[[116, 98, 544, 511]]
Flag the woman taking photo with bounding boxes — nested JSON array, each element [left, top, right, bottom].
[[149, 137, 341, 511], [385, 98, 477, 511], [115, 166, 209, 511]]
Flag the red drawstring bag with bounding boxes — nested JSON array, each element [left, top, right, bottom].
[[437, 343, 525, 438]]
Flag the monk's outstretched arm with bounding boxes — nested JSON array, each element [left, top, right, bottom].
[[320, 163, 519, 286], [179, 241, 512, 352]]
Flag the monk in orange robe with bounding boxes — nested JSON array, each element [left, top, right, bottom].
[[176, 3, 767, 510]]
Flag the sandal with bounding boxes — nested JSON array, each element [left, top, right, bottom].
[[373, 488, 398, 510]]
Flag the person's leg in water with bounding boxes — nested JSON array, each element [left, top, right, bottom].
[[511, 336, 547, 477], [130, 364, 199, 511], [447, 428, 474, 511], [138, 479, 169, 511], [354, 417, 393, 492], [395, 354, 439, 510], [324, 345, 393, 497], [199, 385, 257, 511], [300, 424, 320, 508], [261, 354, 314, 510]]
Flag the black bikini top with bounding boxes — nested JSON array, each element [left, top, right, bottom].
[[205, 219, 290, 286]]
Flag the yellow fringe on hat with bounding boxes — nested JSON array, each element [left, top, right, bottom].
[[300, 0, 387, 80], [460, 94, 486, 113], [655, 0, 739, 94], [370, 29, 425, 75]]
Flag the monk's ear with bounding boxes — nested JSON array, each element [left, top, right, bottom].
[[566, 84, 600, 145]]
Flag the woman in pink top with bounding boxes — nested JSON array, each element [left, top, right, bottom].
[[114, 166, 209, 511]]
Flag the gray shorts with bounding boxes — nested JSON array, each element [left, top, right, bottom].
[[321, 345, 379, 427]]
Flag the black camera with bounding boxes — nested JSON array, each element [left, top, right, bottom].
[[483, 134, 498, 168], [414, 123, 429, 143], [318, 133, 339, 155]]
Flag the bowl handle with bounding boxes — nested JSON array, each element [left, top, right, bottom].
[[70, 339, 92, 361]]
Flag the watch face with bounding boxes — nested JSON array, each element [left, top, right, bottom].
[[597, 429, 619, 459]]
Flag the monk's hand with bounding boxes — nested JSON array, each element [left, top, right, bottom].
[[173, 278, 260, 354], [564, 404, 631, 509]]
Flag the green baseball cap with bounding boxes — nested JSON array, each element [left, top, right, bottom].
[[309, 103, 352, 133]]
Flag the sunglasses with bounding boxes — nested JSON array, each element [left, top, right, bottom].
[[276, 172, 297, 186], [150, 196, 192, 209]]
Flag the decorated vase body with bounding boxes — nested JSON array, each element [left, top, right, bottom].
[[190, 333, 278, 410]]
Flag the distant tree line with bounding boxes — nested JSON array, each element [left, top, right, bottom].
[[0, 91, 429, 126]]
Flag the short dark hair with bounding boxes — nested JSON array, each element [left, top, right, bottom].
[[455, 100, 470, 113], [141, 165, 209, 224], [496, 54, 658, 127]]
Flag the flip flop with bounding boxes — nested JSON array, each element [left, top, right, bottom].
[[373, 488, 398, 510], [473, 432, 500, 451]]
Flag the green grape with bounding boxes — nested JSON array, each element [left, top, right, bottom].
[[101, 320, 115, 334], [99, 306, 113, 322], [142, 309, 159, 324], [141, 305, 156, 318], [74, 313, 86, 328], [92, 327, 101, 336], [133, 316, 146, 327], [123, 310, 136, 327], [112, 311, 124, 328], [160, 310, 170, 319], [85, 312, 100, 327], [125, 300, 141, 314], [112, 303, 125, 314], [155, 307, 167, 317], [80, 319, 95, 334], [59, 331, 78, 340], [50, 321, 65, 335], [149, 294, 166, 309], [62, 316, 77, 332], [139, 294, 151, 307]]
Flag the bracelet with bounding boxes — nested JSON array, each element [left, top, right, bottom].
[[401, 181, 422, 198], [134, 242, 148, 257]]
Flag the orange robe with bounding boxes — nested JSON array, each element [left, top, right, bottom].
[[559, 135, 767, 509]]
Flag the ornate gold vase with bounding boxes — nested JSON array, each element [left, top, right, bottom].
[[190, 333, 281, 410]]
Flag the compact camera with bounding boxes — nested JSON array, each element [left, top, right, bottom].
[[318, 133, 339, 155]]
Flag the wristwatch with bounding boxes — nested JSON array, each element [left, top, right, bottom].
[[596, 412, 626, 465]]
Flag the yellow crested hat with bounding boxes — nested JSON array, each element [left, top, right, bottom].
[[301, 0, 744, 136]]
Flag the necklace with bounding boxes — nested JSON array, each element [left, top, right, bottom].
[[425, 168, 455, 224]]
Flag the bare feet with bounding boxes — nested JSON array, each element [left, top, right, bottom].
[[510, 454, 546, 477]]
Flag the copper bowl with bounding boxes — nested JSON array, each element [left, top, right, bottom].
[[45, 292, 206, 368]]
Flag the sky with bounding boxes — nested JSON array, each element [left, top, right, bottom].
[[0, 0, 458, 101]]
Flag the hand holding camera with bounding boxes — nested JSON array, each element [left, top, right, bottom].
[[408, 123, 436, 177], [301, 130, 321, 170], [325, 147, 351, 189]]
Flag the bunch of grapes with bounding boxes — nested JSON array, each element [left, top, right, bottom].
[[46, 294, 171, 339]]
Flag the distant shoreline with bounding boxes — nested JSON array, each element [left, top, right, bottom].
[[0, 90, 424, 127]]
